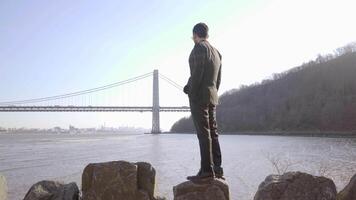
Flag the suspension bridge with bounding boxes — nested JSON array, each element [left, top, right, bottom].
[[0, 70, 190, 133]]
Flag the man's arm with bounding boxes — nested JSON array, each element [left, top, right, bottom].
[[217, 64, 221, 91], [216, 50, 222, 91], [188, 44, 206, 98], [183, 78, 191, 94]]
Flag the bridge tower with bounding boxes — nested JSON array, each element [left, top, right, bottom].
[[151, 69, 161, 133]]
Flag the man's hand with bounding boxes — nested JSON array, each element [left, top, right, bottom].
[[183, 84, 190, 94]]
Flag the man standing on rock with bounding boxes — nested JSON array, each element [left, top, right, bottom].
[[183, 22, 224, 180]]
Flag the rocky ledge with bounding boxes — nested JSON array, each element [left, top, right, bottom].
[[254, 171, 356, 200], [82, 160, 156, 200], [173, 178, 230, 200], [4, 160, 354, 200], [254, 171, 337, 200], [23, 181, 79, 200], [336, 174, 356, 200], [20, 160, 160, 200]]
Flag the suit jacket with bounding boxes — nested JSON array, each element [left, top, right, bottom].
[[185, 39, 222, 105]]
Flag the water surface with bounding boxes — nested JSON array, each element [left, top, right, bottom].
[[1, 133, 355, 200]]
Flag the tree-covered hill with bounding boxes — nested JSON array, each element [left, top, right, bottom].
[[171, 43, 356, 133]]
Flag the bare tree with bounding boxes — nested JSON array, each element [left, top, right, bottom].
[[263, 152, 299, 175]]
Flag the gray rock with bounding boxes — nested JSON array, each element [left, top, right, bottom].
[[0, 174, 7, 200], [23, 180, 79, 200], [136, 162, 156, 200], [254, 171, 337, 200], [337, 174, 356, 200], [173, 178, 230, 200], [81, 160, 156, 200]]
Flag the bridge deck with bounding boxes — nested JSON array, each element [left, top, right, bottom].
[[0, 106, 190, 112]]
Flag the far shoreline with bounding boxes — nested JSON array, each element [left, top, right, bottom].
[[160, 131, 356, 138]]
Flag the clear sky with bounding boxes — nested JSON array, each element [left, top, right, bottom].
[[1, 0, 356, 131]]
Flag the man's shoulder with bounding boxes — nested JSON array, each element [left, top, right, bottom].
[[199, 41, 221, 59], [216, 48, 222, 59], [211, 45, 222, 60]]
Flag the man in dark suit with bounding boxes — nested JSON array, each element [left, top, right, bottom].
[[183, 23, 224, 180]]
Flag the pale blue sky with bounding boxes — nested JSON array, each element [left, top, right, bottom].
[[1, 0, 356, 130], [0, 0, 253, 100]]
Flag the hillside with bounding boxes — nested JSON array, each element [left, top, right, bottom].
[[171, 43, 356, 133]]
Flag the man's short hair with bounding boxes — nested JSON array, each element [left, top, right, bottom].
[[193, 23, 209, 38]]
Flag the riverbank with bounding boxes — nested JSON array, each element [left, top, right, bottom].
[[162, 131, 356, 137]]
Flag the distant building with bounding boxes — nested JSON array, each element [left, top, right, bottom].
[[69, 125, 80, 134], [52, 126, 67, 134]]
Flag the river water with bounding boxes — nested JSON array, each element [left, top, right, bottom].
[[0, 133, 355, 200]]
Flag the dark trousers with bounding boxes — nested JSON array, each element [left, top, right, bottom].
[[189, 99, 223, 174]]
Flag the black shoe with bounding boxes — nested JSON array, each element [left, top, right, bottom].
[[213, 166, 225, 180], [186, 170, 215, 181], [215, 173, 226, 180]]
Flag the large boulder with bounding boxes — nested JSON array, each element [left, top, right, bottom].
[[0, 174, 7, 200], [173, 178, 230, 200], [254, 171, 337, 200], [337, 174, 356, 200], [23, 180, 79, 200], [81, 160, 156, 200]]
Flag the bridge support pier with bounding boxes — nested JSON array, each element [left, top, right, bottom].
[[151, 69, 161, 133]]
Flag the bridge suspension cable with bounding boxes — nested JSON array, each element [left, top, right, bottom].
[[0, 72, 153, 105], [158, 73, 184, 91], [0, 71, 187, 106]]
